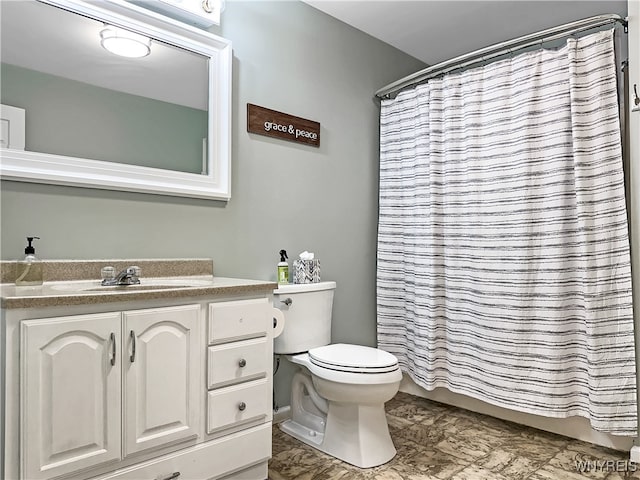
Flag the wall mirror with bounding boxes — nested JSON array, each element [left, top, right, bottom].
[[0, 0, 231, 200]]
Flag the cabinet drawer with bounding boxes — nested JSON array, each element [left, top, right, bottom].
[[217, 462, 268, 480], [208, 338, 267, 389], [94, 424, 271, 480], [207, 379, 269, 434], [208, 299, 268, 344]]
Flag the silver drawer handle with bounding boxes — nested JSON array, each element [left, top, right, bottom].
[[130, 330, 136, 363], [158, 473, 180, 480], [238, 358, 246, 368], [109, 332, 116, 366], [238, 402, 246, 411], [281, 298, 292, 306]]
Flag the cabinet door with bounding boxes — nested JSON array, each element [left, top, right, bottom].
[[123, 304, 200, 456], [21, 313, 122, 480]]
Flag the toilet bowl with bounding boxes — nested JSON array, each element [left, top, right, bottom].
[[273, 282, 401, 468]]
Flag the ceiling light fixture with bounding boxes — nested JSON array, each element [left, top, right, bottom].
[[100, 27, 151, 58]]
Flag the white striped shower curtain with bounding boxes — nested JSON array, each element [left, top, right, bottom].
[[377, 30, 636, 435]]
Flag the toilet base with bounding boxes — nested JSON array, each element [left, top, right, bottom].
[[280, 418, 325, 447], [280, 400, 397, 469]]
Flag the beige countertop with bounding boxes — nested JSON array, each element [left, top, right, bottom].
[[0, 258, 215, 283], [1, 258, 277, 309], [1, 276, 278, 309]]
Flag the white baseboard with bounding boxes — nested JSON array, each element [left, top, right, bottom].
[[630, 445, 640, 462]]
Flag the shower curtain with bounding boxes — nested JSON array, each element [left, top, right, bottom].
[[377, 29, 636, 435]]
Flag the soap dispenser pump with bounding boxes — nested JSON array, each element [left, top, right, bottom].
[[277, 249, 289, 285], [16, 236, 43, 286]]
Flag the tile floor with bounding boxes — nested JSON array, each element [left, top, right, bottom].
[[268, 392, 640, 480]]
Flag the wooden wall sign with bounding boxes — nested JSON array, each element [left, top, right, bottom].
[[247, 104, 320, 147]]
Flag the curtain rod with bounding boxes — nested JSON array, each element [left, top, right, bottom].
[[375, 14, 627, 100]]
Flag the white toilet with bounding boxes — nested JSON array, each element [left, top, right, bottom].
[[273, 281, 402, 468]]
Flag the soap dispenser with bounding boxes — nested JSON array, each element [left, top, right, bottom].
[[16, 236, 43, 286]]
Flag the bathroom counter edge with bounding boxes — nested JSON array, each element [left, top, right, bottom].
[[0, 277, 278, 309]]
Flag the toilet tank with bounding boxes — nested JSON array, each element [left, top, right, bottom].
[[273, 281, 336, 354]]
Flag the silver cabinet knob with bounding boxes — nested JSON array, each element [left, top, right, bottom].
[[281, 298, 292, 306], [238, 402, 246, 411], [238, 358, 246, 368], [201, 0, 212, 13]]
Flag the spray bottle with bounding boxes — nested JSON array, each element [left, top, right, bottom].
[[277, 249, 289, 285]]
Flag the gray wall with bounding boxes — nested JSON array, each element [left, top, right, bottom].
[[1, 63, 207, 174], [0, 1, 425, 406]]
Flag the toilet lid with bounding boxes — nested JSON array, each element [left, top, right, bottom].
[[309, 344, 399, 373]]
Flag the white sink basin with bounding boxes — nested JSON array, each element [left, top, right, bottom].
[[49, 277, 213, 293]]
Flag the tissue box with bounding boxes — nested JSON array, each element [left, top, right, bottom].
[[293, 259, 321, 284]]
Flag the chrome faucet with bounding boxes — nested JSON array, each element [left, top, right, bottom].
[[101, 266, 141, 286]]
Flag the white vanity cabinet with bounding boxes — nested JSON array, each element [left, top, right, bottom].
[[20, 304, 200, 479], [2, 283, 276, 480]]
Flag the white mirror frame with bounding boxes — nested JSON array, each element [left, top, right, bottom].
[[0, 0, 232, 200]]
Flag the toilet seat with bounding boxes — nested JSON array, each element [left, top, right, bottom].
[[309, 343, 399, 373], [292, 352, 402, 385]]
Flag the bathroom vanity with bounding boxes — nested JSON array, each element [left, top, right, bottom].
[[0, 259, 278, 480]]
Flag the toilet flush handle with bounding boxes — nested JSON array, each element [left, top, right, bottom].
[[281, 298, 292, 306]]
